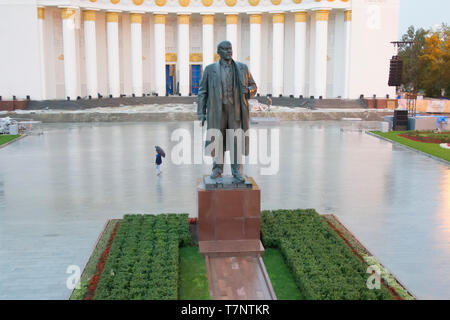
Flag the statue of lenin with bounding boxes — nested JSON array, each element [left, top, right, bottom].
[[197, 41, 257, 183]]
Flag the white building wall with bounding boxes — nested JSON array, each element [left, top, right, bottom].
[[214, 14, 226, 60], [260, 13, 272, 96], [236, 14, 242, 62], [147, 14, 155, 93], [166, 14, 177, 90], [349, 0, 399, 98], [333, 11, 345, 98], [304, 13, 311, 97], [190, 15, 202, 54], [78, 13, 87, 97], [308, 12, 315, 98], [284, 12, 295, 97], [0, 0, 43, 100], [43, 8, 57, 99], [326, 13, 335, 98], [53, 9, 66, 99], [142, 14, 152, 94], [0, 1, 400, 101], [120, 14, 132, 96], [240, 15, 250, 68]]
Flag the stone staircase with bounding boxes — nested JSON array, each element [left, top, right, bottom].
[[22, 96, 367, 110]]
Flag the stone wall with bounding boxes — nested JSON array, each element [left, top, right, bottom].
[[5, 110, 392, 123]]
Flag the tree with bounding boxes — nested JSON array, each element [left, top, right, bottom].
[[399, 24, 450, 98], [420, 32, 442, 97], [439, 24, 450, 97], [398, 26, 428, 93]]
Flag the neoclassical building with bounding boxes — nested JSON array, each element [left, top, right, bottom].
[[0, 0, 399, 100]]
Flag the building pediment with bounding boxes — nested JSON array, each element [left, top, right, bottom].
[[37, 0, 351, 14]]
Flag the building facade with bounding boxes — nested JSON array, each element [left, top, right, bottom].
[[0, 0, 399, 100]]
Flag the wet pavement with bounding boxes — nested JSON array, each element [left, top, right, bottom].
[[0, 121, 449, 299]]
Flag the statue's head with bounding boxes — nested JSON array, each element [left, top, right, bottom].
[[217, 41, 233, 62]]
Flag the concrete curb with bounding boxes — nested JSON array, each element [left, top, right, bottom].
[[0, 134, 27, 149], [366, 131, 450, 166]]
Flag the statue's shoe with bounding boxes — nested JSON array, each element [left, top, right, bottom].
[[210, 168, 222, 180], [232, 172, 245, 183]]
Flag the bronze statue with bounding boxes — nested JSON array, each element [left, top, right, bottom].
[[197, 41, 257, 183]]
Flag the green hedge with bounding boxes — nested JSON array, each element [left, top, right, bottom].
[[94, 214, 190, 300], [261, 209, 393, 300]]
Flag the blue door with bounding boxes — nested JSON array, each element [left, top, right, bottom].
[[166, 65, 175, 95], [191, 65, 201, 95]]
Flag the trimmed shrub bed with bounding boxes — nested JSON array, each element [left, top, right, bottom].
[[261, 209, 394, 300], [93, 214, 190, 300], [75, 211, 412, 300]]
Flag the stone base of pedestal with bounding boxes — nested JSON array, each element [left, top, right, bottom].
[[197, 176, 261, 243], [197, 176, 275, 300], [199, 239, 264, 257], [204, 254, 277, 300]]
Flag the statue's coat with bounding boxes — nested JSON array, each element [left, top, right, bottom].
[[197, 60, 257, 156]]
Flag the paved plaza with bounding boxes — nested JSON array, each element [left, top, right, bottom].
[[0, 121, 449, 299]]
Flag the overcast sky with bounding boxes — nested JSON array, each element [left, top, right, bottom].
[[399, 0, 450, 37]]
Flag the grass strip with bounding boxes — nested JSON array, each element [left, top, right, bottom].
[[179, 247, 210, 300], [262, 248, 303, 300], [0, 134, 21, 146], [371, 131, 450, 162]]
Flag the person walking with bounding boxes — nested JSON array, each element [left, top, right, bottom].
[[155, 147, 163, 176]]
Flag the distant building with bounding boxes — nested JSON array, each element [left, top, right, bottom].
[[0, 0, 399, 100]]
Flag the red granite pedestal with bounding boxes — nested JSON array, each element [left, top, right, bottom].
[[197, 177, 276, 300], [198, 176, 263, 254]]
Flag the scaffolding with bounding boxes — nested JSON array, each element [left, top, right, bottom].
[[405, 93, 417, 117]]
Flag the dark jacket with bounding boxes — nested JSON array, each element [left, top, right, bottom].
[[197, 59, 257, 156], [155, 153, 162, 165]]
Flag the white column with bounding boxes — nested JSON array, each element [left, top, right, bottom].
[[178, 14, 190, 96], [37, 7, 46, 100], [344, 10, 352, 99], [130, 13, 143, 97], [308, 14, 316, 98], [226, 14, 238, 59], [61, 8, 79, 100], [154, 14, 166, 96], [333, 11, 345, 98], [294, 11, 307, 97], [202, 14, 214, 67], [249, 14, 261, 93], [272, 13, 284, 97], [83, 10, 98, 98], [106, 12, 120, 97], [313, 9, 330, 99]]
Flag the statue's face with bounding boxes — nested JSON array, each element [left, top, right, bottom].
[[218, 42, 233, 61]]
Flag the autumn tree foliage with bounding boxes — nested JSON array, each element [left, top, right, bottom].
[[399, 24, 450, 98]]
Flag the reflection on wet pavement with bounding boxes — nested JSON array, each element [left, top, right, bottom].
[[0, 121, 449, 299]]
